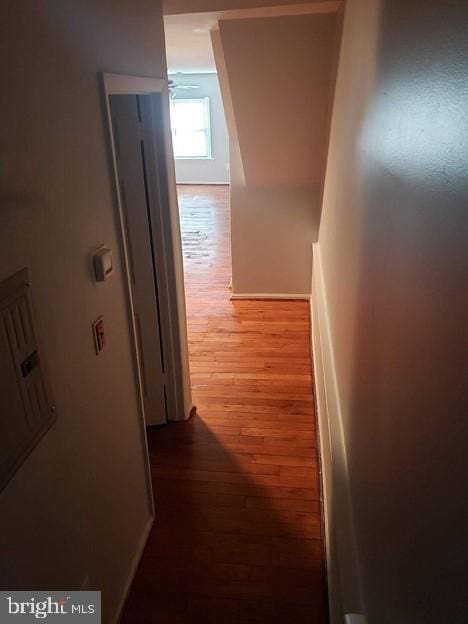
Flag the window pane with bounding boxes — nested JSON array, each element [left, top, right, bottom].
[[169, 97, 211, 158], [173, 100, 206, 131], [173, 130, 208, 158]]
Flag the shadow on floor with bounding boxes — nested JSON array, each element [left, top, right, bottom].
[[121, 413, 326, 624]]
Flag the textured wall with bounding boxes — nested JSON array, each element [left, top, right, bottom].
[[319, 0, 468, 621]]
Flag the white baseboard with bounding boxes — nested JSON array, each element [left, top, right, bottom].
[[230, 292, 310, 300], [175, 182, 229, 186], [311, 243, 364, 624], [114, 514, 154, 623]]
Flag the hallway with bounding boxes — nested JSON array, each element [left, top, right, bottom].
[[122, 185, 326, 623]]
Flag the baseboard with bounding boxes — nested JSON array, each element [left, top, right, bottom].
[[175, 182, 229, 186], [311, 243, 364, 624], [230, 292, 310, 300], [114, 514, 154, 623]]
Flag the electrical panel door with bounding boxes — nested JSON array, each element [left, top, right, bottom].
[[0, 268, 56, 491]]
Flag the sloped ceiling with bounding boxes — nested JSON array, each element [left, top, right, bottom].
[[165, 13, 219, 73], [164, 1, 341, 73], [164, 0, 338, 15]]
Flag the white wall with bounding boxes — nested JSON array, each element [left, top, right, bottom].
[[317, 0, 468, 621], [215, 12, 339, 295], [0, 2, 168, 621], [171, 72, 229, 184]]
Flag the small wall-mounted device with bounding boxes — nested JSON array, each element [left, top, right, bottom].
[[92, 316, 106, 354], [93, 246, 113, 282]]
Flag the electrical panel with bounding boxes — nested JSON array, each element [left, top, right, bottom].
[[0, 268, 57, 491]]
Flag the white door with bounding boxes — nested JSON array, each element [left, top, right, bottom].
[[110, 94, 170, 426]]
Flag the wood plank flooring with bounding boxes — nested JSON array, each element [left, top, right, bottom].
[[121, 185, 326, 623]]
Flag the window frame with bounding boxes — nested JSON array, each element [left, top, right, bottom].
[[170, 96, 212, 160]]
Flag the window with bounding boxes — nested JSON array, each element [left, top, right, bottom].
[[170, 97, 212, 159]]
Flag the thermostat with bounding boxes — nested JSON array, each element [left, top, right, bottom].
[[93, 246, 113, 282]]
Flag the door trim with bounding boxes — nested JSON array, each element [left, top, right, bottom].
[[103, 74, 166, 96], [100, 72, 193, 509]]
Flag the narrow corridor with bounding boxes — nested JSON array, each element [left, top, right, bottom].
[[122, 185, 326, 623]]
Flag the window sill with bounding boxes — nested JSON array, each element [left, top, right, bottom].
[[175, 156, 214, 161]]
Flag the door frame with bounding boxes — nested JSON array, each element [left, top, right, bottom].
[[100, 72, 193, 492]]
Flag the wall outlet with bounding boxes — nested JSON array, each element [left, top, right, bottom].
[[92, 316, 106, 354]]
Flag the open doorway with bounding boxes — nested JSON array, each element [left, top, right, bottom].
[[164, 14, 230, 188], [163, 12, 232, 397], [166, 72, 231, 299]]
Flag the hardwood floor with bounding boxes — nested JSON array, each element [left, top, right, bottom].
[[121, 185, 326, 623]]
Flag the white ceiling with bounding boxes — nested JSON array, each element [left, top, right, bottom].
[[164, 13, 220, 74], [164, 1, 341, 74]]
